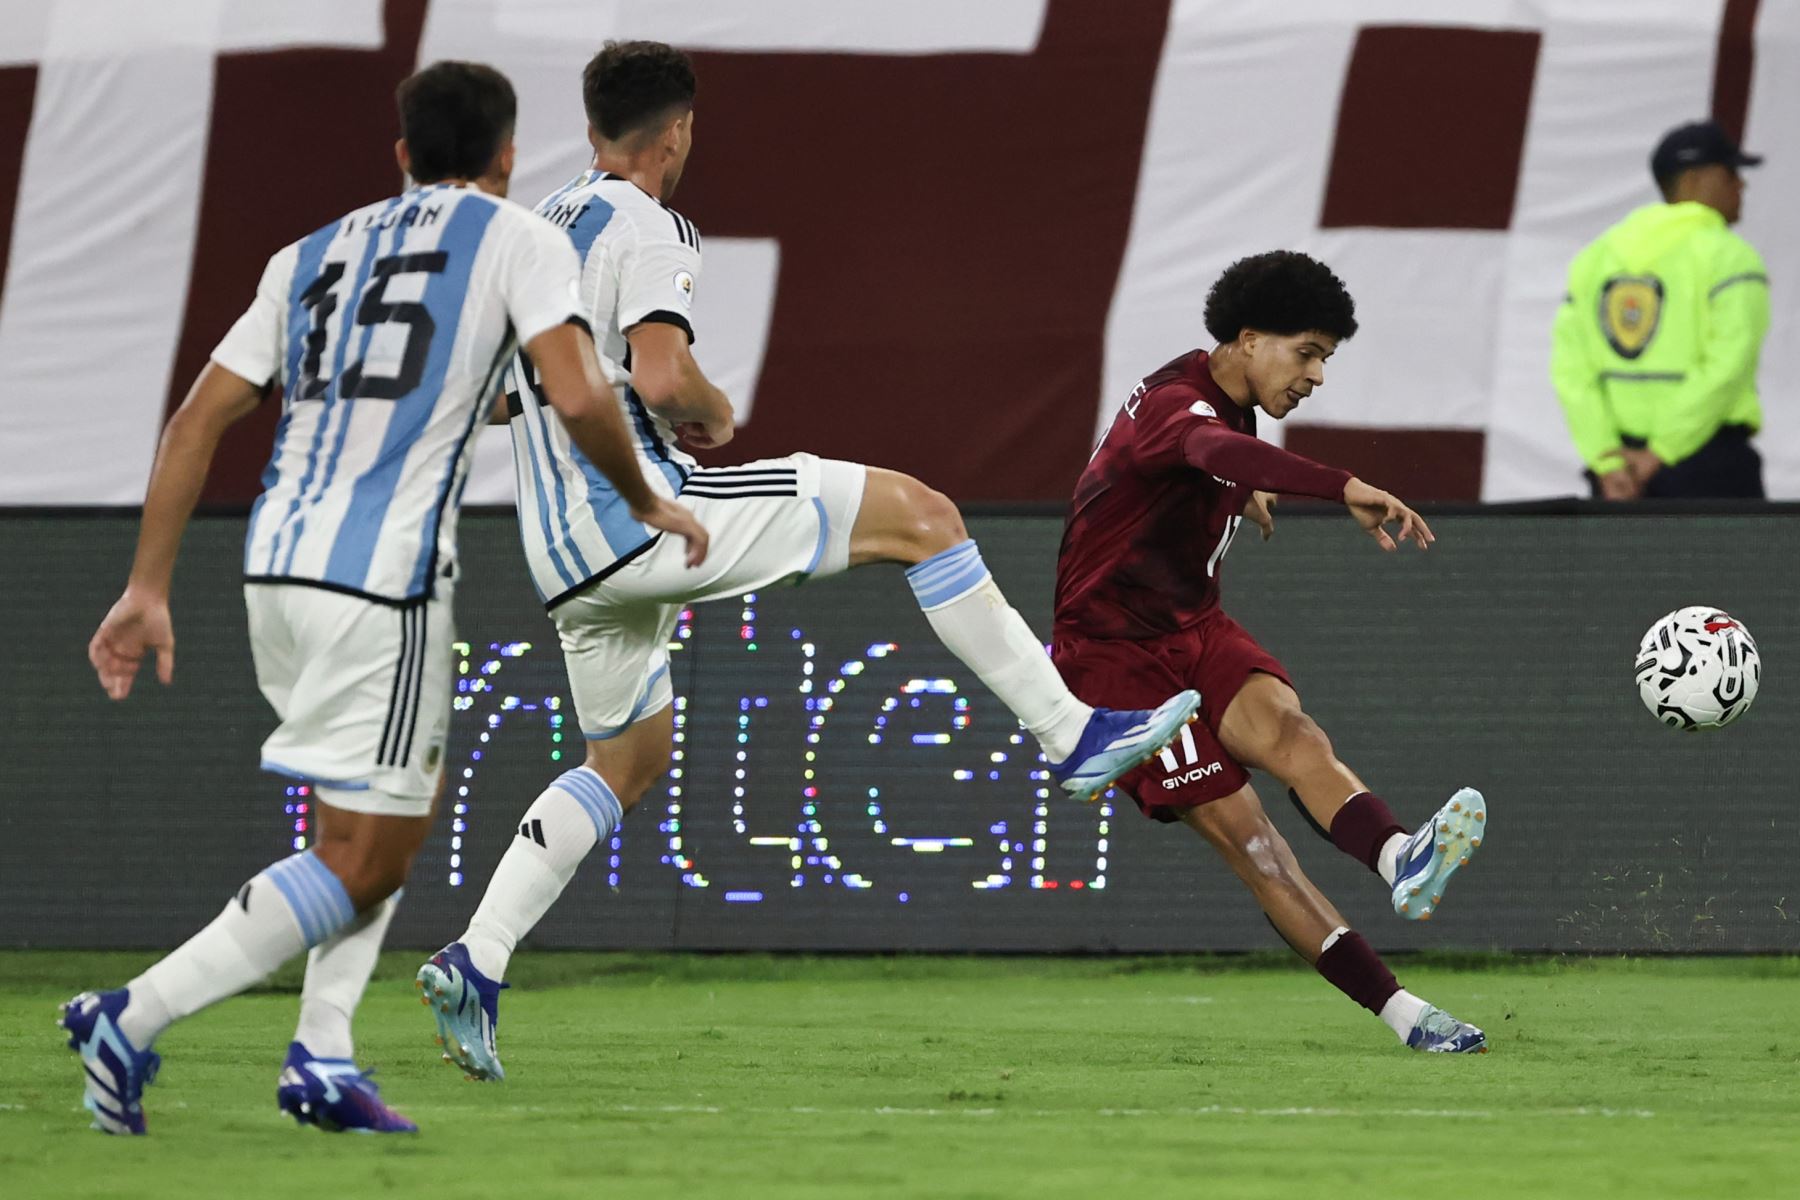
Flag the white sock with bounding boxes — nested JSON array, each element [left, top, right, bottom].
[[293, 889, 401, 1060], [1379, 988, 1429, 1042], [1376, 831, 1411, 885], [461, 767, 623, 982], [119, 851, 356, 1048], [905, 540, 1092, 762]]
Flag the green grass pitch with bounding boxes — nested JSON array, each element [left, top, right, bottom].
[[4, 952, 1798, 1199]]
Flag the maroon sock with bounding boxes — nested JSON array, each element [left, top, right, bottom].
[[1329, 791, 1407, 874], [1314, 930, 1400, 1015]]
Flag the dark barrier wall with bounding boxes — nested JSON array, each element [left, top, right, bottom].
[[3, 511, 1796, 952]]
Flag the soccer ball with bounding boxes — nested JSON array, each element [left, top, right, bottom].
[[1634, 607, 1760, 730]]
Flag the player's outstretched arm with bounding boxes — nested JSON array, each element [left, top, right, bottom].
[[527, 322, 709, 567], [1180, 423, 1431, 551], [625, 322, 734, 450], [90, 363, 263, 700], [1343, 477, 1434, 552]]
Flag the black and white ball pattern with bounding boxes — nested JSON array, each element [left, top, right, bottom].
[[1635, 606, 1760, 730]]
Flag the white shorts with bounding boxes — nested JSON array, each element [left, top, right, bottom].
[[245, 583, 453, 816], [553, 453, 866, 739]]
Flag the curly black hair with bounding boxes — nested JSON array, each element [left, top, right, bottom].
[[583, 40, 697, 141], [1202, 251, 1358, 344], [396, 61, 516, 184]]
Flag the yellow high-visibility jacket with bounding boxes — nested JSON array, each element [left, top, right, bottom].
[[1552, 201, 1768, 472]]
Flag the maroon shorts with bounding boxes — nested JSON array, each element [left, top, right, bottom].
[[1051, 611, 1293, 822]]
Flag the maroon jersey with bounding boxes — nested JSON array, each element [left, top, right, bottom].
[[1054, 350, 1254, 639]]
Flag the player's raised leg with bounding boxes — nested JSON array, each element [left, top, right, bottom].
[[851, 467, 1198, 799], [1180, 785, 1486, 1053], [421, 704, 667, 1080], [1218, 673, 1488, 920]]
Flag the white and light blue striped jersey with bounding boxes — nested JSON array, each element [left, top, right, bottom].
[[212, 183, 582, 604], [504, 170, 702, 606]]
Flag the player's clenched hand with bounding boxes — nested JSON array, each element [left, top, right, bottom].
[[632, 496, 711, 568], [1343, 477, 1434, 552], [1243, 490, 1278, 541], [673, 414, 734, 451], [88, 589, 175, 701]]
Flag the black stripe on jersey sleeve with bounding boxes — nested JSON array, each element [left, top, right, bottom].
[[633, 310, 695, 344], [668, 209, 691, 247]]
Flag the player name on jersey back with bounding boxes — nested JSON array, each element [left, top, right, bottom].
[[211, 183, 582, 605], [506, 170, 704, 607]]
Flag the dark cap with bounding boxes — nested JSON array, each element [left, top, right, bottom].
[[1651, 120, 1763, 185]]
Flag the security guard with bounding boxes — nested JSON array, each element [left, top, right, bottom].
[[1552, 120, 1769, 499]]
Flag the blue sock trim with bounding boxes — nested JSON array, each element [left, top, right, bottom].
[[263, 857, 326, 944], [300, 853, 357, 929], [553, 767, 624, 840], [263, 852, 357, 948], [904, 539, 990, 610]]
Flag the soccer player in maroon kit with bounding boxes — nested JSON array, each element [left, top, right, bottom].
[[1054, 251, 1488, 1052]]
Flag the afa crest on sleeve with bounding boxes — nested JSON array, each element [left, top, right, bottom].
[[1598, 274, 1664, 359]]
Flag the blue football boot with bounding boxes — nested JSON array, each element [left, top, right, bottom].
[[1406, 1005, 1489, 1054], [59, 989, 160, 1135], [1048, 690, 1202, 801], [416, 943, 507, 1081], [276, 1041, 417, 1133], [1392, 787, 1489, 920]]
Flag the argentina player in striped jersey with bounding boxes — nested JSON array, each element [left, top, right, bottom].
[[416, 41, 1200, 1083], [67, 62, 705, 1136]]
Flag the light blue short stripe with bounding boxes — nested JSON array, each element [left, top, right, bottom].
[[260, 759, 373, 792], [263, 858, 325, 944], [583, 661, 671, 740], [803, 497, 829, 576]]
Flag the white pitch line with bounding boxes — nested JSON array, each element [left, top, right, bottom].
[[547, 1102, 1654, 1121]]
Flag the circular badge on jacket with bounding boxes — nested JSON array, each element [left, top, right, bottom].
[[1599, 274, 1664, 360]]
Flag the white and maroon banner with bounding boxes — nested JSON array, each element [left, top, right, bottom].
[[0, 0, 1792, 504]]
